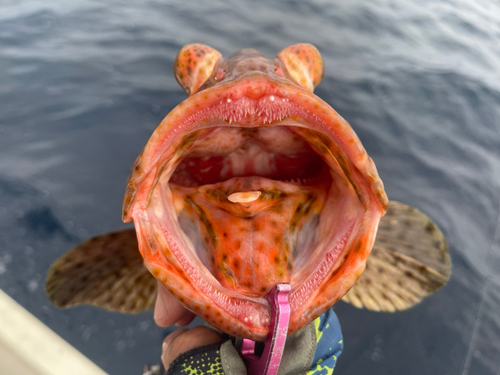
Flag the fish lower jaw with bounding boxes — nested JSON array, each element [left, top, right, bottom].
[[140, 207, 359, 340]]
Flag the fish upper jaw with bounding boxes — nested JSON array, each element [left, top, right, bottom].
[[123, 75, 386, 221]]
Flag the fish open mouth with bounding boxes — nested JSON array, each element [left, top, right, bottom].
[[123, 76, 387, 340], [166, 121, 363, 297]]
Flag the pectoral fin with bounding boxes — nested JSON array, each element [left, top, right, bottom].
[[342, 201, 450, 312], [46, 228, 157, 313]]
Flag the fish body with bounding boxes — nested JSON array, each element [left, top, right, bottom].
[[46, 44, 450, 341]]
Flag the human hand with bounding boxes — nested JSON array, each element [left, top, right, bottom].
[[154, 281, 343, 373], [154, 282, 223, 369]]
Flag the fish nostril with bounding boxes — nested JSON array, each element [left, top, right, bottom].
[[215, 68, 225, 81], [274, 66, 285, 77]]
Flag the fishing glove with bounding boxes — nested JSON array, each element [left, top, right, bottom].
[[166, 308, 343, 375]]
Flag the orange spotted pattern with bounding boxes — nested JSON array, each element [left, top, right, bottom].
[[174, 44, 222, 96], [277, 43, 324, 92], [178, 188, 324, 297]]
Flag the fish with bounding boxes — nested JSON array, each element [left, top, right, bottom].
[[46, 44, 451, 341]]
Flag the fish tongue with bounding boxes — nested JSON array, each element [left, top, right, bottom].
[[170, 176, 327, 297]]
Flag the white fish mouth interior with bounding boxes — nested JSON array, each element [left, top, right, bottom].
[[148, 121, 365, 299]]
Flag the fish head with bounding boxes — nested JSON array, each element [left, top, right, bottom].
[[122, 43, 388, 341]]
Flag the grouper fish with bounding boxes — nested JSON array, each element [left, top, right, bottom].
[[46, 44, 451, 341]]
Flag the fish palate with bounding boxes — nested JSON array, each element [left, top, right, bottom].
[[46, 44, 450, 341]]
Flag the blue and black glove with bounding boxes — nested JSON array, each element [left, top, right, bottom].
[[166, 308, 343, 375]]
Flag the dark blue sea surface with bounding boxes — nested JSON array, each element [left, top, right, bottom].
[[1, 0, 500, 374]]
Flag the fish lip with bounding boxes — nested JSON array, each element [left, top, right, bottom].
[[124, 73, 388, 340]]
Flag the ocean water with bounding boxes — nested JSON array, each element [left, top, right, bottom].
[[1, 0, 499, 374]]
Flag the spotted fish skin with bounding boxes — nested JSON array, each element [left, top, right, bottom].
[[277, 44, 324, 92], [175, 44, 222, 96]]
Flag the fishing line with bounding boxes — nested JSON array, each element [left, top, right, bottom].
[[461, 193, 500, 375]]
